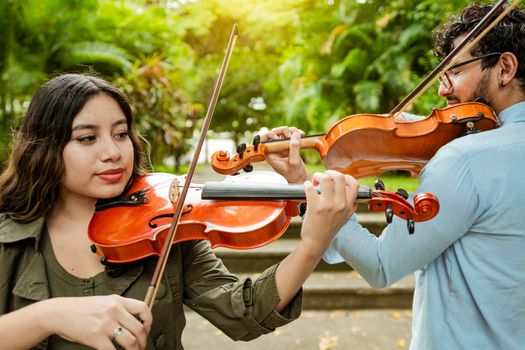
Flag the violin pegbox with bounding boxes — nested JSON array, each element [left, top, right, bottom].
[[368, 180, 440, 234]]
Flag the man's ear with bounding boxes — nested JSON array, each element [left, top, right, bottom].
[[498, 52, 518, 86]]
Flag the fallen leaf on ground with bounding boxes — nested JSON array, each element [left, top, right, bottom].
[[397, 338, 407, 348], [318, 331, 339, 350]]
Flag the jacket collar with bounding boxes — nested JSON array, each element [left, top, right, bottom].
[[1, 214, 145, 300], [0, 214, 44, 247]]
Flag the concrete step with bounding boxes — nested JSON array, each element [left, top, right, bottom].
[[242, 271, 414, 310], [215, 239, 350, 272], [182, 308, 412, 349], [214, 239, 345, 272], [213, 213, 387, 272]]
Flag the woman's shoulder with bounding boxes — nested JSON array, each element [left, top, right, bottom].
[[0, 214, 44, 244]]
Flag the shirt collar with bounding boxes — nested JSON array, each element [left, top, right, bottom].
[[497, 101, 525, 125]]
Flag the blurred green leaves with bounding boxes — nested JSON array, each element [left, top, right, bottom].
[[1, 0, 484, 168]]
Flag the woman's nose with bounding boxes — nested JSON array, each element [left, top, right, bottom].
[[100, 138, 121, 161]]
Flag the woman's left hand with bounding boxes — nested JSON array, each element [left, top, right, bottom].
[[300, 170, 359, 255]]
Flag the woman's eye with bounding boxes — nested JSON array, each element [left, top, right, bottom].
[[115, 131, 130, 140], [77, 135, 96, 143]]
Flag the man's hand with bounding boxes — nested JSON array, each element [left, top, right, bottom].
[[260, 126, 309, 184]]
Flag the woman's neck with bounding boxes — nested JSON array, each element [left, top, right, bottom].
[[45, 190, 105, 278], [47, 190, 97, 226]]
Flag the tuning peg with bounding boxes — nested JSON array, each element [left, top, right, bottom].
[[385, 204, 393, 224], [252, 135, 261, 151], [396, 188, 409, 199], [236, 143, 247, 159], [407, 216, 415, 234], [243, 165, 254, 173], [374, 179, 385, 191]]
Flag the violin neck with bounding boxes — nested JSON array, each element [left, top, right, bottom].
[[263, 134, 328, 156], [201, 182, 372, 201]]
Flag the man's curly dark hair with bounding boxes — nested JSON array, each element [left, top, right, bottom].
[[433, 3, 525, 91]]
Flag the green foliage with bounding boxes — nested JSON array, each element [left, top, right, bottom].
[[1, 0, 493, 174], [58, 41, 133, 74], [114, 56, 201, 171]]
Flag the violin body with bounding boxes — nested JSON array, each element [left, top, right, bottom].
[[88, 173, 298, 263], [324, 102, 498, 177], [88, 171, 439, 264], [211, 102, 499, 178]]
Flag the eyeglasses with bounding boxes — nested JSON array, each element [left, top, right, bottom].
[[438, 52, 502, 90]]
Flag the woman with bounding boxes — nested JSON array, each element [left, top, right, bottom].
[[0, 74, 359, 349]]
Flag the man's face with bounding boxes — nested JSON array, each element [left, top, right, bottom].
[[438, 35, 496, 106]]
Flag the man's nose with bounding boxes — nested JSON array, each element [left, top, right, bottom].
[[438, 81, 453, 97]]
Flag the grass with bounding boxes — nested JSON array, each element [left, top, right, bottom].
[[305, 164, 420, 193], [153, 162, 420, 193]]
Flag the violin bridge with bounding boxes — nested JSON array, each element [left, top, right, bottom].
[[169, 178, 180, 204]]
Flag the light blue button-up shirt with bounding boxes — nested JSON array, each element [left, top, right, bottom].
[[323, 102, 525, 349]]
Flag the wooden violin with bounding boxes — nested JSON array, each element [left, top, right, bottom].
[[211, 102, 498, 178], [88, 172, 439, 264]]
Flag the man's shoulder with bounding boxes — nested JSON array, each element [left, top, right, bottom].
[[439, 129, 498, 158]]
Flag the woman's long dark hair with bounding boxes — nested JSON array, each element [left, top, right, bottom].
[[0, 74, 148, 223]]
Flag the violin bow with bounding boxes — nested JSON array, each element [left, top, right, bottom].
[[390, 0, 522, 115], [144, 24, 238, 309]]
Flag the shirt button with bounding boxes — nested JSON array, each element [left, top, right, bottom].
[[83, 289, 93, 296]]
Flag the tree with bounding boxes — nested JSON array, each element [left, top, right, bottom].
[[115, 57, 200, 171], [266, 0, 474, 135], [0, 0, 134, 165]]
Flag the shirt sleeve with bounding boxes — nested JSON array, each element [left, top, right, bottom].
[[323, 144, 481, 287], [181, 240, 302, 341]]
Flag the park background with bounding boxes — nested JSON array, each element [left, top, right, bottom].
[[1, 0, 480, 182], [0, 1, 485, 348]]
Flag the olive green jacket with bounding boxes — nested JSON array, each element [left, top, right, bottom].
[[0, 213, 302, 349]]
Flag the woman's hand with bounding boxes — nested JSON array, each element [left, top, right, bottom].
[[259, 126, 309, 184], [300, 170, 359, 255], [274, 170, 358, 311], [48, 295, 152, 350]]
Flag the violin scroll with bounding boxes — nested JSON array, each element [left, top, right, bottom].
[[367, 190, 439, 234]]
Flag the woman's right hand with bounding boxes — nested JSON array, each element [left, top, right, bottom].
[[47, 295, 152, 350]]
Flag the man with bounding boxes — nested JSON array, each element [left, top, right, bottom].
[[263, 4, 525, 349]]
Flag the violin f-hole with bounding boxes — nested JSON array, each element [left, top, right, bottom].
[[148, 205, 194, 228]]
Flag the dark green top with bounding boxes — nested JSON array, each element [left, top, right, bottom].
[[0, 214, 302, 350], [41, 227, 107, 349]]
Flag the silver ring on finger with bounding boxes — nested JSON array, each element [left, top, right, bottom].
[[112, 326, 124, 339]]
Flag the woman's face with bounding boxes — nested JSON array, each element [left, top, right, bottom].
[[61, 93, 134, 201]]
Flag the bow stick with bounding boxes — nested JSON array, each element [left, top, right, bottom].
[[144, 24, 238, 308]]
